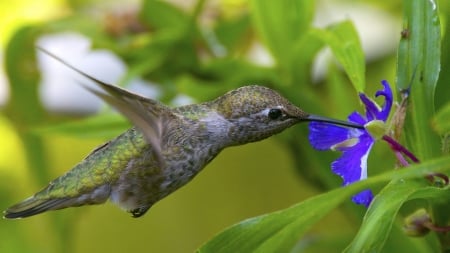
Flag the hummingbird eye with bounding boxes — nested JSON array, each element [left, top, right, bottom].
[[268, 108, 283, 120]]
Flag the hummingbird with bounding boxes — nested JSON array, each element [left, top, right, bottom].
[[3, 48, 364, 219]]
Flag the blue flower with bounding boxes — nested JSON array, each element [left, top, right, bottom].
[[308, 80, 393, 207]]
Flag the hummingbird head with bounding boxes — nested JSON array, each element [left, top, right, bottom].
[[211, 85, 308, 145]]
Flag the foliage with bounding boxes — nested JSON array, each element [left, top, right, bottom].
[[1, 0, 450, 252]]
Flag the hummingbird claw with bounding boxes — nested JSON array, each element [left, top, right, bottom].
[[130, 205, 151, 218]]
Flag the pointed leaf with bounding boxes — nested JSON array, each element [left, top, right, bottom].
[[344, 180, 449, 252], [199, 156, 450, 253], [310, 21, 365, 92], [396, 0, 441, 159]]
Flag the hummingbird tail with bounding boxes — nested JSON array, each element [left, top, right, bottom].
[[3, 197, 88, 219], [4, 197, 75, 219]]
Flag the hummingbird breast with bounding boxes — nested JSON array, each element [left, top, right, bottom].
[[109, 111, 229, 214]]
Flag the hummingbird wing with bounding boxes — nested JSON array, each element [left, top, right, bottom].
[[38, 47, 172, 165], [82, 85, 167, 165]]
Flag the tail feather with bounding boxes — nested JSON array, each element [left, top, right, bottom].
[[4, 197, 73, 219]]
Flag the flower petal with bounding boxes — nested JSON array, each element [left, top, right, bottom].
[[358, 80, 393, 122], [307, 80, 394, 208], [331, 132, 374, 206], [331, 133, 373, 181], [351, 189, 373, 207], [359, 93, 379, 121], [374, 80, 393, 121], [308, 122, 350, 150], [348, 111, 366, 124]]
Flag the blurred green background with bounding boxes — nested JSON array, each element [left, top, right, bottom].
[[0, 0, 449, 252]]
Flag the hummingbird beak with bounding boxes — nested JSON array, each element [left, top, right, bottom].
[[303, 114, 365, 129]]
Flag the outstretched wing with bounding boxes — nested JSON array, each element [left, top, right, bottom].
[[39, 47, 172, 165]]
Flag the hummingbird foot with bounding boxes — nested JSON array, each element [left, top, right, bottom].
[[130, 206, 151, 218]]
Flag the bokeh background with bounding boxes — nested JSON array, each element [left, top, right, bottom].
[[0, 0, 449, 252]]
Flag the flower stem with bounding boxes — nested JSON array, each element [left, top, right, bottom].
[[394, 151, 410, 167], [424, 221, 450, 233], [382, 135, 420, 163]]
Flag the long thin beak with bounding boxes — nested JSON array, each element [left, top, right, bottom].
[[304, 114, 365, 129]]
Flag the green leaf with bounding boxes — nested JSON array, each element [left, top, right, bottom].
[[327, 64, 359, 117], [383, 221, 440, 253], [128, 1, 201, 85], [4, 25, 52, 185], [175, 58, 280, 102], [213, 14, 251, 54], [250, 0, 314, 67], [198, 186, 350, 253], [396, 0, 441, 159], [289, 28, 325, 87], [33, 113, 130, 139], [435, 1, 450, 110], [4, 26, 44, 124], [198, 156, 450, 253], [140, 0, 190, 31], [432, 102, 450, 135], [310, 21, 365, 92], [279, 22, 365, 115], [344, 179, 448, 252]]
